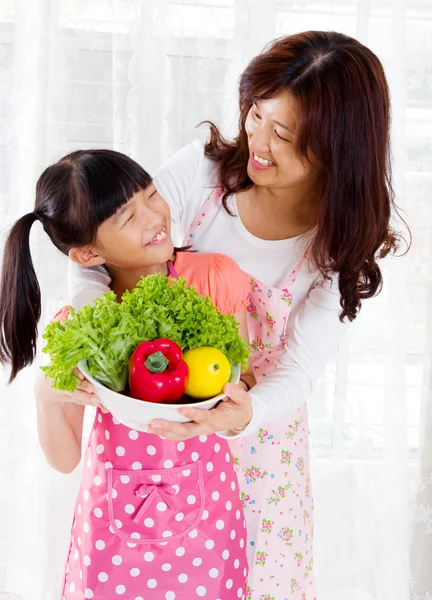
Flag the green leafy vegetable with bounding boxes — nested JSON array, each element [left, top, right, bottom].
[[42, 274, 250, 392]]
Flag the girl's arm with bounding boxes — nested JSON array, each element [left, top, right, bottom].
[[34, 370, 99, 474]]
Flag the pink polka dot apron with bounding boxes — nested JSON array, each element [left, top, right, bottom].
[[61, 261, 248, 599], [185, 189, 316, 600]]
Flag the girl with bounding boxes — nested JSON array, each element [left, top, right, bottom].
[[0, 149, 255, 599], [69, 31, 407, 599]]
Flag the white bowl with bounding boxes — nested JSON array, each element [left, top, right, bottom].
[[78, 361, 241, 431]]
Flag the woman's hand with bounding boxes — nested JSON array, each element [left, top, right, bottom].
[[34, 368, 101, 409], [147, 382, 253, 441]]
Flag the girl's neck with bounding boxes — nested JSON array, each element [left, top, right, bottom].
[[108, 261, 171, 301]]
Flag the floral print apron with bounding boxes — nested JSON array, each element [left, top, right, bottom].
[[185, 189, 316, 600]]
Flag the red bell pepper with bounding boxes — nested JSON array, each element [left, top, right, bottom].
[[128, 338, 189, 403]]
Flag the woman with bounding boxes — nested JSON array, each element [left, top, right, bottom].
[[67, 31, 403, 599]]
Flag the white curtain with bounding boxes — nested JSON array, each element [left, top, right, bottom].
[[0, 1, 430, 599]]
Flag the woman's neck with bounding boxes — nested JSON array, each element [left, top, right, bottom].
[[108, 262, 170, 301], [237, 182, 319, 241]]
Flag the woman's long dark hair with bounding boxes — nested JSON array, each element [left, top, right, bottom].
[[0, 150, 152, 382], [203, 30, 409, 322]]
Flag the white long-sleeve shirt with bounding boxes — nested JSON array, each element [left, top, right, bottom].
[[68, 140, 348, 437]]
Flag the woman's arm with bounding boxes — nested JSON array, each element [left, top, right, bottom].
[[147, 307, 255, 440], [235, 307, 255, 391], [34, 370, 99, 474], [149, 278, 348, 440], [67, 264, 112, 310], [236, 277, 348, 437]]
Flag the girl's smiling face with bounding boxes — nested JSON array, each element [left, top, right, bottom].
[[245, 92, 319, 191], [79, 184, 174, 271]]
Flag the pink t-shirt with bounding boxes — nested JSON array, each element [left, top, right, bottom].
[[56, 252, 249, 322], [174, 251, 249, 316]]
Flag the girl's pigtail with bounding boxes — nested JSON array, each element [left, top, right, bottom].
[[0, 212, 42, 382]]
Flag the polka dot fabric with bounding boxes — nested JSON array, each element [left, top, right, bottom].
[[61, 410, 248, 599]]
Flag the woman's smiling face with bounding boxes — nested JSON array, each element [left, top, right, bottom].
[[245, 92, 319, 191]]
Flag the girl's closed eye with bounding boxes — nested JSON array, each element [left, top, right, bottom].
[[122, 188, 159, 227], [123, 213, 134, 226]]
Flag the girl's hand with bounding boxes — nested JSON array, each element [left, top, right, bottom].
[[34, 368, 103, 409], [34, 367, 104, 474], [147, 382, 253, 441]]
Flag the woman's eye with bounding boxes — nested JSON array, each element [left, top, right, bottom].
[[275, 130, 289, 142], [253, 111, 262, 120], [124, 214, 134, 225]]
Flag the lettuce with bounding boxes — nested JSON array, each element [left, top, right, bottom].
[[42, 274, 250, 392]]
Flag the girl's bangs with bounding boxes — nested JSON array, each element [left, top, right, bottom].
[[84, 153, 153, 226]]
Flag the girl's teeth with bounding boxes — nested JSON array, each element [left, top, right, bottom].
[[154, 228, 166, 242], [254, 153, 275, 167]]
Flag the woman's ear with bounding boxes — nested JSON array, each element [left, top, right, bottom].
[[68, 247, 106, 267]]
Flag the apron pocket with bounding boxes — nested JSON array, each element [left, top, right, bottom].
[[107, 461, 204, 544]]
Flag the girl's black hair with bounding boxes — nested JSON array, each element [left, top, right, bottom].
[[0, 149, 153, 382]]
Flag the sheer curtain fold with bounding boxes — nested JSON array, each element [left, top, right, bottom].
[[0, 1, 430, 599]]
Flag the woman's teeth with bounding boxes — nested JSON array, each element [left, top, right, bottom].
[[253, 152, 275, 167]]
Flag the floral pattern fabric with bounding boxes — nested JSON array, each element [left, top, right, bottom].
[[184, 189, 316, 599]]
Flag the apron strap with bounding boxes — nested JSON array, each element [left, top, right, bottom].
[[182, 185, 313, 291], [281, 240, 313, 291], [182, 187, 223, 246], [167, 260, 179, 279]]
